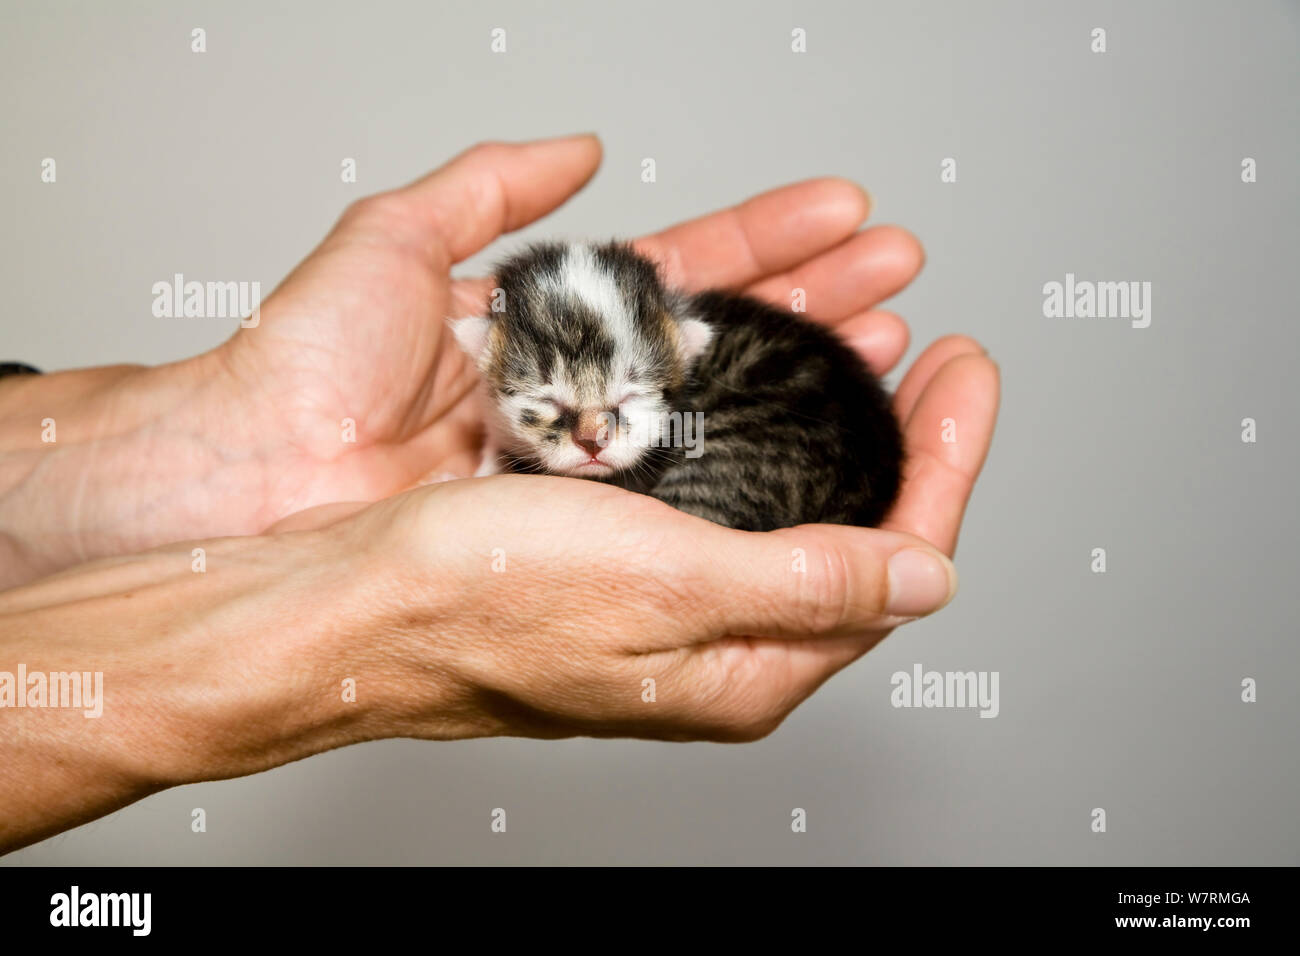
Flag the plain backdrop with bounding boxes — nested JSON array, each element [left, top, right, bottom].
[[2, 0, 1297, 864]]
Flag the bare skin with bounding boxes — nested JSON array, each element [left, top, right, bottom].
[[0, 135, 934, 585], [0, 136, 999, 854]]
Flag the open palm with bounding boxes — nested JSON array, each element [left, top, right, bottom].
[[217, 135, 995, 551]]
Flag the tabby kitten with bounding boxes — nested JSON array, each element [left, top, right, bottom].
[[451, 241, 903, 531]]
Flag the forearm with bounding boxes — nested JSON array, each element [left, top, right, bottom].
[[0, 352, 266, 588], [0, 526, 385, 854]]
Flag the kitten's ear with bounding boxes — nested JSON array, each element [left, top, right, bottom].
[[674, 317, 714, 363], [449, 316, 494, 367]]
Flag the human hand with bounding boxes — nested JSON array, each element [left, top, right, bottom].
[[0, 336, 994, 849], [216, 133, 928, 516], [191, 122, 999, 743], [0, 134, 929, 588], [263, 332, 998, 744]]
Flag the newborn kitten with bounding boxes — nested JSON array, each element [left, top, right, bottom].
[[451, 241, 903, 531]]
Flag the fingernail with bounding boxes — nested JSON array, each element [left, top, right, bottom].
[[886, 549, 958, 617]]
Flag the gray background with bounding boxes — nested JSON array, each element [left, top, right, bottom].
[[3, 0, 1297, 864]]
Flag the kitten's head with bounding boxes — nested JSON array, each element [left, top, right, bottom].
[[451, 241, 713, 478]]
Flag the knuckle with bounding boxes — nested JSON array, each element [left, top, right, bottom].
[[467, 139, 511, 163], [744, 714, 786, 741], [688, 642, 790, 741], [799, 542, 855, 635], [706, 703, 785, 742], [727, 702, 786, 742], [341, 191, 401, 225]]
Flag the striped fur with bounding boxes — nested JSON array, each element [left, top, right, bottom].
[[458, 241, 903, 531]]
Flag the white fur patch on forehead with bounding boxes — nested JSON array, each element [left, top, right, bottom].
[[541, 243, 643, 355]]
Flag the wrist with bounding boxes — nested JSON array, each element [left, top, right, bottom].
[[141, 525, 397, 784], [0, 349, 265, 586], [0, 524, 389, 850]]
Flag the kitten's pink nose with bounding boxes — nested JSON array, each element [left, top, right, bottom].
[[573, 410, 609, 457]]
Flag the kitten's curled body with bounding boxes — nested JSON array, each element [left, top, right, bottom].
[[451, 241, 903, 532], [656, 291, 902, 530]]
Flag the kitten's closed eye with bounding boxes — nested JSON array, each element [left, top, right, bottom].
[[452, 238, 902, 531], [533, 397, 566, 415]]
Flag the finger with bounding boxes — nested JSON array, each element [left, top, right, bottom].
[[448, 178, 872, 315], [882, 353, 1000, 555], [648, 630, 883, 741], [835, 309, 909, 377], [378, 134, 603, 263], [696, 524, 958, 640], [743, 226, 924, 321], [634, 178, 870, 292], [892, 334, 985, 422]]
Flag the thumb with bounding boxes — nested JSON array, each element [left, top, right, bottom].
[[385, 134, 603, 264], [702, 524, 958, 638]]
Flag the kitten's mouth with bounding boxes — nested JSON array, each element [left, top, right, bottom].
[[565, 453, 617, 477]]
